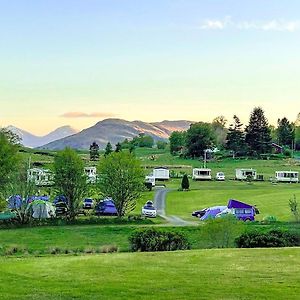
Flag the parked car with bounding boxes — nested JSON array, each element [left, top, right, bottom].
[[216, 172, 225, 181], [55, 201, 68, 216], [192, 208, 207, 218], [83, 198, 94, 209], [95, 198, 118, 216], [141, 201, 157, 218]]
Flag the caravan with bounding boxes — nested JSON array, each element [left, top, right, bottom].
[[192, 168, 212, 180], [275, 171, 299, 183]]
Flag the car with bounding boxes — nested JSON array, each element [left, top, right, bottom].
[[141, 201, 157, 218], [95, 198, 118, 216], [216, 172, 225, 181], [83, 198, 94, 209], [55, 201, 68, 216], [192, 208, 207, 218]]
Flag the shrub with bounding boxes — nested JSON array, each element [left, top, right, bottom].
[[100, 245, 118, 253], [129, 228, 190, 252], [235, 229, 300, 248], [261, 215, 277, 224]]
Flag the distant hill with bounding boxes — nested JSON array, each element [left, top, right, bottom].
[[38, 118, 192, 150], [7, 125, 78, 148]]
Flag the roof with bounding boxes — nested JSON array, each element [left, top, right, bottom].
[[276, 171, 299, 173], [193, 168, 211, 171], [227, 199, 253, 209], [154, 167, 168, 170]]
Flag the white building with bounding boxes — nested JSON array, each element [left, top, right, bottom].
[[192, 168, 212, 180], [27, 168, 54, 186], [235, 169, 257, 180], [84, 166, 97, 183], [275, 171, 299, 183]]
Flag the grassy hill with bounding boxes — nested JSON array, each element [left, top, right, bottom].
[[1, 248, 300, 299]]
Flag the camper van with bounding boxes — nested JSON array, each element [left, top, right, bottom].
[[145, 175, 156, 187], [275, 171, 299, 183], [152, 167, 170, 181], [192, 168, 212, 180], [235, 169, 257, 181]]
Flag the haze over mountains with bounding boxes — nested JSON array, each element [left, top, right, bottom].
[[36, 118, 192, 150], [7, 125, 78, 148]]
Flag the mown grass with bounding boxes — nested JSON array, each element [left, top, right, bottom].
[[166, 180, 300, 221], [0, 248, 300, 299]]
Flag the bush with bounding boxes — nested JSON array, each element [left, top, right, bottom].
[[261, 215, 277, 224], [235, 229, 300, 248], [129, 228, 190, 252]]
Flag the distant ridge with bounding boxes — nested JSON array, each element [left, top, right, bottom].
[[6, 125, 78, 148], [38, 118, 192, 150]]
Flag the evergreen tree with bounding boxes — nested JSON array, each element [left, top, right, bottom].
[[181, 174, 190, 191], [115, 142, 122, 152], [89, 141, 99, 161], [104, 142, 113, 156], [226, 115, 246, 157], [277, 117, 295, 147], [245, 107, 272, 154]]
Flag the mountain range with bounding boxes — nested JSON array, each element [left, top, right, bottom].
[[7, 125, 78, 148], [37, 118, 192, 150]]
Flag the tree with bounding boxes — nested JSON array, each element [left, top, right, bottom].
[[169, 131, 186, 155], [104, 142, 113, 156], [277, 117, 295, 147], [289, 195, 299, 223], [186, 122, 216, 158], [181, 174, 190, 191], [97, 152, 144, 217], [115, 142, 122, 152], [226, 115, 246, 157], [0, 129, 21, 200], [89, 141, 100, 161], [245, 107, 272, 154], [54, 148, 88, 221], [212, 116, 228, 148], [156, 141, 167, 150]]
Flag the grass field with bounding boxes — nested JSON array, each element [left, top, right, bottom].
[[0, 248, 300, 299], [166, 180, 300, 221]]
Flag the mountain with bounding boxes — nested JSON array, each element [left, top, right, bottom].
[[7, 125, 78, 148], [39, 118, 192, 150]]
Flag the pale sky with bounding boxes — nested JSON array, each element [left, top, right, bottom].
[[1, 0, 300, 135]]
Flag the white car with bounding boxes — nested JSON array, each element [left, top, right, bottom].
[[216, 172, 225, 181], [141, 201, 157, 218]]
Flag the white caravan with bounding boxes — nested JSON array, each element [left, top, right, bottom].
[[235, 169, 257, 180], [275, 171, 299, 183], [192, 168, 212, 180]]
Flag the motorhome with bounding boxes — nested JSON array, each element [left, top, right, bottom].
[[235, 169, 257, 181], [152, 167, 169, 181], [192, 168, 212, 180], [275, 171, 299, 183]]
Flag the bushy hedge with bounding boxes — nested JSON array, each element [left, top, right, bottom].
[[235, 229, 300, 248], [129, 228, 190, 252]]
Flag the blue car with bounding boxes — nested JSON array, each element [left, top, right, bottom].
[[95, 198, 118, 216]]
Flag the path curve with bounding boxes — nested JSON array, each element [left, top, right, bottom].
[[153, 187, 197, 226]]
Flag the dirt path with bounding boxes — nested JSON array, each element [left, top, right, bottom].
[[153, 187, 198, 226]]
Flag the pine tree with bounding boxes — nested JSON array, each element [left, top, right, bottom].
[[115, 142, 122, 152], [245, 107, 272, 154], [277, 117, 295, 147], [89, 141, 99, 161], [226, 115, 246, 157], [181, 174, 190, 191], [104, 142, 113, 157]]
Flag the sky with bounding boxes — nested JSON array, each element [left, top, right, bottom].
[[1, 0, 300, 135]]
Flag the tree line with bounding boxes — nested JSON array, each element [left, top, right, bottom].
[[170, 107, 298, 158]]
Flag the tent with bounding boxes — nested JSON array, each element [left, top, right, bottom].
[[7, 195, 23, 209], [28, 200, 56, 219], [200, 206, 227, 221]]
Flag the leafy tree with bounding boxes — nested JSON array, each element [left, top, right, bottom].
[[104, 142, 113, 156], [54, 148, 88, 221], [181, 174, 190, 191], [212, 116, 228, 148], [115, 142, 122, 152], [130, 133, 154, 148], [226, 115, 246, 157], [245, 107, 272, 154], [169, 131, 186, 155], [289, 195, 299, 223], [89, 141, 100, 161], [0, 129, 21, 200], [277, 117, 295, 147], [97, 152, 144, 217], [156, 141, 167, 150], [186, 122, 216, 158]]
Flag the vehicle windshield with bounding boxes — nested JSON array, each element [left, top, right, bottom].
[[143, 206, 155, 210]]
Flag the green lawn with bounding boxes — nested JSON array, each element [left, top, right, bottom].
[[0, 248, 300, 299], [166, 180, 300, 221]]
